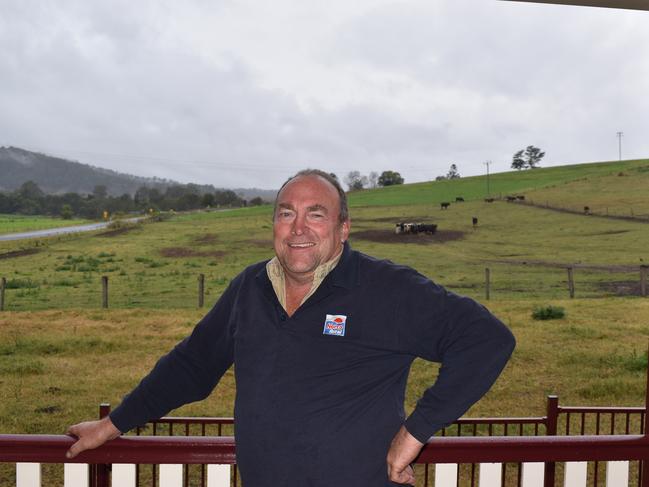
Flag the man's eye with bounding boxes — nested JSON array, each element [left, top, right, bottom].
[[310, 213, 324, 219]]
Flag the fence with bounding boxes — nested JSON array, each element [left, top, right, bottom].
[[1, 262, 647, 312], [2, 395, 644, 487]]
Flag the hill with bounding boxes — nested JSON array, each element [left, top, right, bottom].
[[0, 146, 277, 200], [347, 158, 649, 209]]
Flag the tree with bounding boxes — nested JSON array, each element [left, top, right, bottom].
[[378, 170, 404, 187], [60, 204, 73, 220], [368, 171, 379, 189], [511, 146, 545, 170], [446, 164, 460, 179], [524, 145, 545, 169], [511, 150, 526, 170], [344, 171, 368, 191], [92, 185, 108, 199]]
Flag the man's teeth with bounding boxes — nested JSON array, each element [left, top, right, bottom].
[[289, 243, 315, 248]]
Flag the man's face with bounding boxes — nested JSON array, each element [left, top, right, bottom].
[[273, 175, 350, 283]]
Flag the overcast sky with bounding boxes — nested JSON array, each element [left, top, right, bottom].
[[1, 1, 648, 190]]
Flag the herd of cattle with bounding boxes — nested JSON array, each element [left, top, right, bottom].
[[394, 194, 526, 236]]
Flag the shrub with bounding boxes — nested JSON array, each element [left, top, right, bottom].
[[532, 305, 565, 320]]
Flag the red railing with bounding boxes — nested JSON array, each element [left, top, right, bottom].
[[1, 433, 649, 486]]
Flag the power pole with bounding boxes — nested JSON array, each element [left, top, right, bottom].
[[484, 160, 491, 196], [617, 131, 623, 161]]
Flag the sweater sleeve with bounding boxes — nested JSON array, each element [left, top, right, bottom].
[[397, 273, 515, 443], [109, 278, 240, 433]]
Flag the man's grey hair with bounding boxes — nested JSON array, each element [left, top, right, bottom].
[[274, 169, 349, 224]]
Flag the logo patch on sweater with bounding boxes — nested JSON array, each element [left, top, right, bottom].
[[323, 314, 347, 336]]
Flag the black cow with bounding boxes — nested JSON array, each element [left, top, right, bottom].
[[484, 198, 494, 203], [455, 197, 465, 202], [472, 217, 478, 229], [440, 202, 450, 209]]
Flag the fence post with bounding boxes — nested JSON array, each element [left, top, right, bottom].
[[485, 268, 490, 301], [641, 266, 648, 298], [0, 277, 5, 311], [198, 273, 205, 308], [101, 276, 108, 309], [89, 404, 111, 487], [567, 267, 575, 299], [544, 395, 559, 487]]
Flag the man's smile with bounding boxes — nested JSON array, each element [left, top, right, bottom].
[[287, 242, 316, 248]]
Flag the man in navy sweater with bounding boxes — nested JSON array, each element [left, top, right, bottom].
[[67, 169, 515, 486]]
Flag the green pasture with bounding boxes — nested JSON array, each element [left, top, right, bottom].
[[348, 158, 649, 208], [0, 158, 648, 485], [0, 214, 90, 234], [0, 297, 646, 435], [1, 195, 647, 311]]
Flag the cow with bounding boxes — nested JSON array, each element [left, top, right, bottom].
[[484, 198, 494, 203], [506, 196, 516, 202], [455, 197, 465, 202], [584, 206, 590, 215], [516, 195, 525, 201], [472, 217, 478, 229], [440, 202, 450, 210]]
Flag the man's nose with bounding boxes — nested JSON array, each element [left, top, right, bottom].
[[292, 214, 306, 235]]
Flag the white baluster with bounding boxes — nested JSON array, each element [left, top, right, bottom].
[[16, 463, 41, 487], [479, 463, 502, 486], [207, 465, 231, 487], [159, 464, 183, 487], [606, 461, 629, 487], [521, 462, 544, 487], [64, 464, 89, 487], [112, 464, 137, 487], [564, 462, 587, 486], [434, 463, 458, 487]]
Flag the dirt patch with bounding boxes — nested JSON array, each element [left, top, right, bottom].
[[96, 226, 139, 238], [160, 247, 226, 258], [354, 216, 431, 223], [598, 280, 644, 297], [0, 248, 40, 260], [248, 239, 273, 249], [350, 229, 465, 245], [491, 259, 640, 272], [193, 233, 219, 245], [584, 230, 630, 236]]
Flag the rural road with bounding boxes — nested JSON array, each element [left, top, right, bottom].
[[0, 218, 142, 242]]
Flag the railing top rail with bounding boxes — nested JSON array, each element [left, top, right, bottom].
[[0, 434, 236, 465], [151, 417, 235, 425], [557, 406, 646, 414], [453, 417, 546, 425], [2, 434, 648, 465]]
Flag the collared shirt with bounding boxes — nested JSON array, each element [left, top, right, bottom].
[[265, 250, 342, 311]]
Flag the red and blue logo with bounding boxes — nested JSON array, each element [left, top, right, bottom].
[[323, 314, 347, 337]]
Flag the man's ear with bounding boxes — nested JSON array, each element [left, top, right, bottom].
[[340, 219, 350, 242]]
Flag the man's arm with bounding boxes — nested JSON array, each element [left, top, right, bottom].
[[65, 278, 241, 458], [386, 272, 515, 482]]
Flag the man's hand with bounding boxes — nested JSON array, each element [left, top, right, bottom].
[[65, 416, 121, 459], [386, 425, 424, 485]]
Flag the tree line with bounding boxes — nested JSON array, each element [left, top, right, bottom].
[[0, 181, 255, 219]]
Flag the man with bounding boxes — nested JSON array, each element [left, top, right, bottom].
[[67, 169, 515, 486]]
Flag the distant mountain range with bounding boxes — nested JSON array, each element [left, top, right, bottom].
[[0, 146, 277, 201]]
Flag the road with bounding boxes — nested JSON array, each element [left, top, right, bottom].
[[0, 218, 141, 242]]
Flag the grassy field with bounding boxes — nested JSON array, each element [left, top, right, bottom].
[[0, 158, 648, 484], [0, 214, 91, 234], [0, 298, 646, 437], [347, 158, 649, 209]]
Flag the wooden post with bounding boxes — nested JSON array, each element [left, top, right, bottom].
[[0, 277, 5, 311], [485, 268, 490, 300], [101, 276, 108, 309], [544, 395, 559, 487], [198, 273, 205, 308], [641, 266, 648, 298], [567, 267, 575, 299]]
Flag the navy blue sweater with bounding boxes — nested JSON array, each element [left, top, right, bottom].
[[111, 243, 515, 486]]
